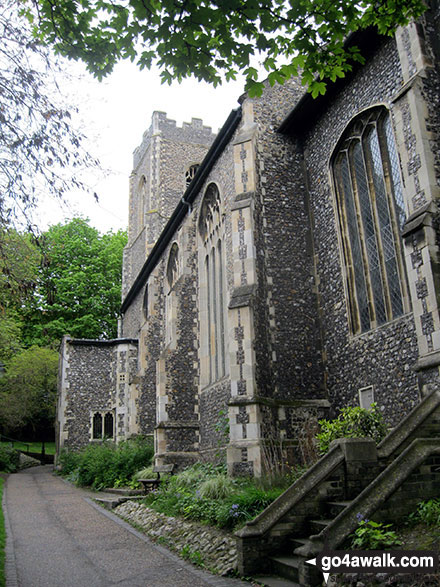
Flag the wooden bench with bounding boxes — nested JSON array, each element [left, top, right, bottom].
[[138, 464, 175, 493]]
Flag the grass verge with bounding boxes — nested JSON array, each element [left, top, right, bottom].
[[0, 442, 55, 455]]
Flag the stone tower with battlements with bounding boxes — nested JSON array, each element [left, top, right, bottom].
[[122, 112, 216, 300]]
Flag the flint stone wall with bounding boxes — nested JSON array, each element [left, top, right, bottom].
[[114, 500, 238, 576]]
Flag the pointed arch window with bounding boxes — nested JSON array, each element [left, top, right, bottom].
[[92, 413, 102, 440], [332, 108, 408, 334], [165, 243, 180, 347], [137, 175, 147, 232], [199, 184, 227, 385], [185, 164, 199, 187]]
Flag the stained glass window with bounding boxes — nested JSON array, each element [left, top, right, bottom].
[[199, 183, 226, 384], [333, 108, 407, 334]]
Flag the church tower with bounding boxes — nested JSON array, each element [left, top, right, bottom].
[[122, 112, 216, 300]]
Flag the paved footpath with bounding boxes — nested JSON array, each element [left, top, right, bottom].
[[4, 465, 244, 587]]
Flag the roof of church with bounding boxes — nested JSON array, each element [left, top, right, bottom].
[[279, 27, 384, 136]]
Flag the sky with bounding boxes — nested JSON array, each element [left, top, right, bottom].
[[37, 61, 246, 235]]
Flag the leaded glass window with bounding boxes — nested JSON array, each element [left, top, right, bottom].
[[92, 413, 102, 440], [199, 183, 227, 384], [165, 243, 179, 347], [92, 411, 115, 440], [333, 108, 408, 334], [104, 412, 114, 439]]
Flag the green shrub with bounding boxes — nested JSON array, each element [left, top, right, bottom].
[[144, 464, 285, 530], [408, 498, 440, 526], [180, 545, 204, 567], [317, 403, 388, 454], [0, 446, 19, 473], [59, 437, 154, 490], [198, 475, 235, 499], [133, 466, 154, 480], [350, 515, 402, 549], [168, 462, 226, 490], [58, 449, 82, 475]]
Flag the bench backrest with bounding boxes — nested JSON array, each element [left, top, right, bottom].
[[153, 464, 174, 474]]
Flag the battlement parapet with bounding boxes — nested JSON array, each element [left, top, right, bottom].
[[133, 111, 215, 169]]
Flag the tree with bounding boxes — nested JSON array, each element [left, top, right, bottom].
[[0, 346, 58, 439], [0, 229, 40, 362], [27, 0, 427, 97], [0, 0, 97, 230], [22, 218, 127, 347]]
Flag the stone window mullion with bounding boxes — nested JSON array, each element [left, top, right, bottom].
[[217, 239, 226, 378], [205, 254, 212, 383], [349, 144, 379, 328], [336, 151, 370, 332], [210, 244, 218, 381], [333, 107, 407, 334], [198, 183, 227, 386], [365, 123, 403, 321]]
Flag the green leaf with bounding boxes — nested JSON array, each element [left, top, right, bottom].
[[28, 0, 428, 95]]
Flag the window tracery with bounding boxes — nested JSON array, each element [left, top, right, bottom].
[[166, 243, 180, 288], [165, 243, 180, 347], [91, 411, 114, 440], [185, 164, 199, 187], [332, 107, 408, 334], [198, 183, 226, 384]]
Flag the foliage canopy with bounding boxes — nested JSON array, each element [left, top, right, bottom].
[[316, 403, 388, 454], [0, 346, 58, 438], [0, 229, 40, 362], [0, 219, 126, 439], [22, 218, 127, 346], [27, 0, 427, 96]]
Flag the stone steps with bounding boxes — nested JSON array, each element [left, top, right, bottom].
[[255, 575, 300, 587], [263, 500, 354, 585], [270, 555, 303, 583], [94, 495, 145, 509]]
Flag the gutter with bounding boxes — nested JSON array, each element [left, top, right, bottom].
[[120, 106, 242, 314], [67, 338, 138, 347]]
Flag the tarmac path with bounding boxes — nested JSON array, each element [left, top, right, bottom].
[[4, 465, 244, 587]]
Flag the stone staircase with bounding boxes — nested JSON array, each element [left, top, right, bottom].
[[252, 489, 357, 585], [236, 389, 440, 586]]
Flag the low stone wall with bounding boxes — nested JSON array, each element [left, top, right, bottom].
[[114, 500, 238, 575]]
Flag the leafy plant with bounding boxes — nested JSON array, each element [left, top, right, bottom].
[[133, 466, 154, 480], [317, 403, 387, 454], [30, 0, 427, 98], [22, 218, 127, 346], [180, 546, 204, 567], [198, 475, 235, 500], [59, 437, 153, 490], [408, 499, 440, 526], [350, 515, 402, 550], [144, 463, 285, 530], [58, 449, 81, 475], [0, 346, 58, 439], [0, 446, 20, 473]]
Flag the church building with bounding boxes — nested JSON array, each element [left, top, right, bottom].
[[56, 3, 440, 477]]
